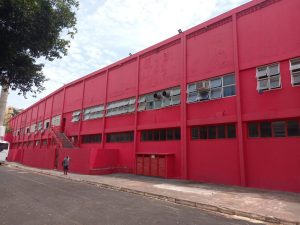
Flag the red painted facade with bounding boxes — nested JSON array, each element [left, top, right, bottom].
[[8, 0, 300, 192]]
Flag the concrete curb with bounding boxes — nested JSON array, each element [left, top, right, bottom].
[[8, 164, 299, 225]]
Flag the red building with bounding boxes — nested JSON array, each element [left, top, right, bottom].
[[8, 0, 300, 192]]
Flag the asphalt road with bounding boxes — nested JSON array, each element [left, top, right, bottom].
[[0, 166, 262, 225]]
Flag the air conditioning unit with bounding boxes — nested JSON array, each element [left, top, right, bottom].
[[196, 81, 209, 91]]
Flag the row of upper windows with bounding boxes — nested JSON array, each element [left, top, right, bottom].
[[13, 57, 300, 129], [13, 115, 61, 137], [256, 57, 300, 92]]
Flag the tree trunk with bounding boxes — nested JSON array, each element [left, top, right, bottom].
[[0, 85, 9, 126]]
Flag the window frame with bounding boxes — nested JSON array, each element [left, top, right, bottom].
[[256, 63, 281, 92]]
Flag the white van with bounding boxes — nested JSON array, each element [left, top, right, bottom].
[[0, 141, 9, 164]]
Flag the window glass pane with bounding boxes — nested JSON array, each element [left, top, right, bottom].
[[141, 131, 147, 141], [166, 129, 173, 140], [174, 128, 181, 140], [208, 126, 216, 139], [223, 86, 236, 97], [248, 123, 259, 137], [272, 121, 286, 137], [199, 127, 207, 139], [293, 73, 300, 85], [210, 88, 222, 99], [260, 122, 272, 137], [217, 125, 225, 138], [146, 102, 154, 110], [223, 74, 235, 85], [257, 79, 269, 90], [287, 120, 300, 136], [191, 127, 199, 139], [171, 95, 180, 105], [170, 87, 180, 96], [210, 78, 222, 88], [153, 130, 160, 141], [138, 102, 146, 111], [154, 100, 162, 109], [187, 92, 198, 103], [147, 131, 153, 141], [162, 97, 171, 107], [270, 75, 280, 89], [227, 124, 236, 138], [268, 64, 279, 76], [160, 129, 166, 140], [187, 83, 196, 93], [257, 66, 268, 78]]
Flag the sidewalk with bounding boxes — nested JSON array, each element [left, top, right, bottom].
[[6, 162, 300, 225]]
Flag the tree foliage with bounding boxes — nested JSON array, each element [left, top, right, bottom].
[[0, 0, 79, 96]]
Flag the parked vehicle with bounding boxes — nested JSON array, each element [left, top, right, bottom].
[[0, 141, 9, 164]]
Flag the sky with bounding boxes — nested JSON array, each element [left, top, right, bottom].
[[7, 0, 250, 109]]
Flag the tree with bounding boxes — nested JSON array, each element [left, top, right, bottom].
[[0, 0, 79, 126]]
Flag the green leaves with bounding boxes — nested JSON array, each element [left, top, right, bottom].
[[0, 0, 79, 97]]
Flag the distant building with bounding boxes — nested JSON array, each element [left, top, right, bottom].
[[7, 0, 300, 192], [4, 106, 22, 131]]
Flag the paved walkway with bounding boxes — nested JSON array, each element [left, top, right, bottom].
[[5, 162, 300, 225]]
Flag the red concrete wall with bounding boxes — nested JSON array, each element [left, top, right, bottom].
[[139, 41, 181, 94], [245, 137, 300, 192], [83, 73, 106, 108], [187, 21, 234, 82], [188, 137, 240, 185], [107, 60, 137, 102]]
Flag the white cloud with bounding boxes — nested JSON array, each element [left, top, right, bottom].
[[7, 0, 250, 109]]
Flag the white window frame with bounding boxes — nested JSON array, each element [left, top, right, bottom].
[[138, 86, 181, 111], [83, 105, 105, 120], [106, 97, 136, 117], [187, 73, 235, 103], [256, 63, 281, 92], [52, 115, 61, 127], [290, 58, 300, 86], [71, 110, 81, 122]]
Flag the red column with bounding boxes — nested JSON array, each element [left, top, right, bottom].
[[232, 14, 246, 186]]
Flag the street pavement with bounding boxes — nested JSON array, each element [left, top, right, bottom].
[[2, 162, 300, 224], [0, 165, 263, 225]]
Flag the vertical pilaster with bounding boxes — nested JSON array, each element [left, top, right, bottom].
[[232, 14, 246, 186]]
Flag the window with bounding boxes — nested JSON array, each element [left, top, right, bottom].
[[138, 86, 181, 111], [106, 97, 136, 117], [191, 124, 236, 140], [248, 123, 259, 137], [52, 115, 61, 126], [260, 122, 272, 137], [72, 111, 81, 122], [37, 121, 43, 131], [187, 73, 235, 103], [227, 124, 236, 138], [82, 134, 102, 143], [248, 119, 300, 138], [290, 58, 300, 86], [26, 127, 30, 134], [272, 121, 286, 137], [44, 119, 50, 129], [141, 128, 181, 141], [106, 131, 134, 143], [83, 105, 104, 120], [287, 120, 300, 136], [256, 63, 281, 92]]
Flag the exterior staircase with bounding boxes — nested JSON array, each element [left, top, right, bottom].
[[50, 128, 75, 148]]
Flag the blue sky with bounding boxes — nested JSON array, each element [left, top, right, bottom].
[[7, 0, 250, 109]]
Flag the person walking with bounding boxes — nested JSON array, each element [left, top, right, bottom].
[[62, 155, 71, 175]]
